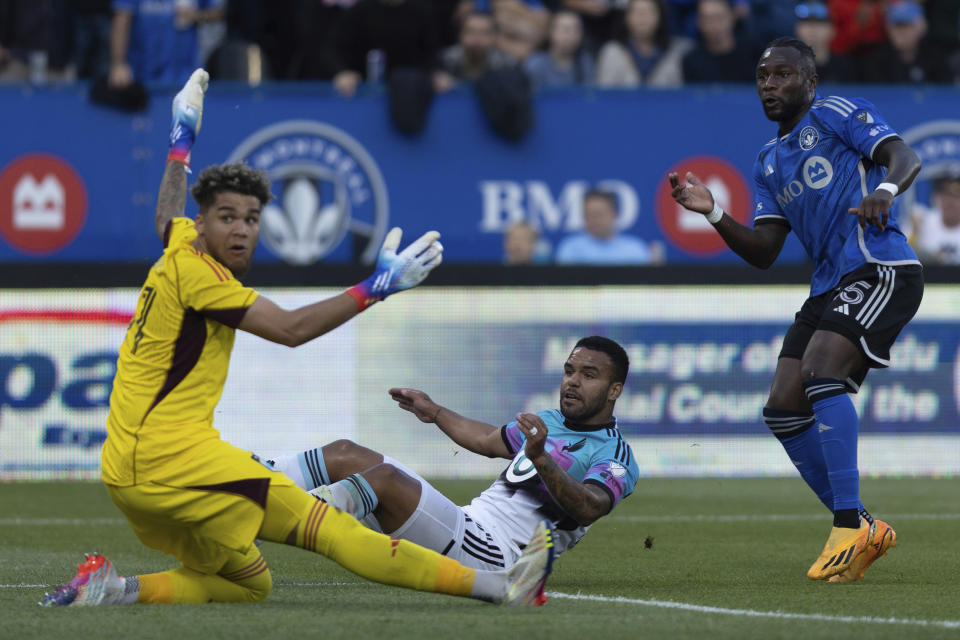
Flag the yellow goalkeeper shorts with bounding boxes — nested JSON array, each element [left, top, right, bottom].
[[105, 439, 298, 574]]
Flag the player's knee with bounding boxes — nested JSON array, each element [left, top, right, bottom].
[[324, 439, 382, 479], [325, 439, 362, 458], [242, 566, 273, 602]]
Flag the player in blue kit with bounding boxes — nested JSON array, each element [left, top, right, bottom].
[[268, 336, 640, 580], [669, 37, 922, 582]]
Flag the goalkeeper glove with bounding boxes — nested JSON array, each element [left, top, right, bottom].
[[347, 227, 443, 311], [168, 68, 209, 169]]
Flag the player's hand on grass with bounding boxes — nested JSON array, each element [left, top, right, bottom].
[[669, 171, 715, 215], [389, 388, 442, 423], [168, 68, 209, 168], [516, 413, 548, 461], [849, 190, 893, 231]]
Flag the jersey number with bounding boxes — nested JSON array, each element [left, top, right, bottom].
[[131, 286, 157, 355]]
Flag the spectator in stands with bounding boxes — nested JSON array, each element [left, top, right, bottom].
[[556, 0, 616, 53], [72, 1, 113, 79], [596, 0, 693, 87], [109, 0, 222, 88], [332, 0, 440, 98], [503, 221, 550, 264], [486, 0, 551, 62], [681, 0, 757, 83], [438, 11, 514, 85], [224, 0, 300, 79], [0, 0, 73, 83], [828, 0, 886, 59], [744, 0, 796, 50], [925, 0, 960, 58], [667, 0, 748, 40], [911, 173, 960, 265], [793, 1, 857, 84], [555, 189, 666, 265], [858, 0, 952, 84], [524, 10, 596, 88]]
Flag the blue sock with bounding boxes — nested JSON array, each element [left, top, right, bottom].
[[763, 408, 833, 510], [803, 378, 861, 523], [296, 447, 331, 490]]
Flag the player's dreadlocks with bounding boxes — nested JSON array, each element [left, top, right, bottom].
[[190, 163, 274, 211], [764, 36, 817, 79]]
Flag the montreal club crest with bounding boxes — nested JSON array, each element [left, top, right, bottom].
[[799, 126, 819, 150], [226, 120, 389, 265]]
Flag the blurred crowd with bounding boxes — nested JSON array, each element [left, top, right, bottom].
[[2, 0, 958, 267], [1, 0, 959, 89]]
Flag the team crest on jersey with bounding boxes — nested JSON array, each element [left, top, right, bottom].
[[802, 156, 834, 189], [799, 126, 819, 150], [856, 111, 875, 124], [226, 121, 389, 265]]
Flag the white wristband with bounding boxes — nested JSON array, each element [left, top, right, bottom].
[[705, 200, 724, 224], [877, 182, 899, 197]]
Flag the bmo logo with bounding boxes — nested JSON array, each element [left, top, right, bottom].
[[0, 154, 88, 254]]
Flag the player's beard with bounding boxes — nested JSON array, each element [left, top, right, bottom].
[[559, 389, 608, 423]]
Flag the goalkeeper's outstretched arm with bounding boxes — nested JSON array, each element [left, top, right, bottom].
[[238, 227, 443, 347]]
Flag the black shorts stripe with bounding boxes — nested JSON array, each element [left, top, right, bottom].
[[463, 529, 504, 557], [462, 539, 504, 563], [460, 544, 505, 568], [858, 266, 895, 328]]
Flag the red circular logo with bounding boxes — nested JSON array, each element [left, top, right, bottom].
[[0, 153, 88, 254], [656, 156, 752, 256]]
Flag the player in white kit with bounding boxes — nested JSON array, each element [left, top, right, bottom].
[[268, 336, 640, 570]]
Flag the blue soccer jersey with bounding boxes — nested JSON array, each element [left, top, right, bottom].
[[752, 94, 920, 296], [463, 409, 640, 556]]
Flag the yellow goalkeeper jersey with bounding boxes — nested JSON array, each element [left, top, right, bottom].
[[101, 218, 259, 485]]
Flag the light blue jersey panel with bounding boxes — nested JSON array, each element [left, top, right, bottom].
[[465, 409, 639, 555], [500, 410, 640, 525], [751, 95, 920, 296]]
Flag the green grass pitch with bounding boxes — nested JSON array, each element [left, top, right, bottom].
[[2, 478, 958, 639]]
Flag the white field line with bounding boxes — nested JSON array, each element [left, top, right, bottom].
[[608, 513, 960, 523], [546, 592, 960, 630], [8, 581, 957, 630]]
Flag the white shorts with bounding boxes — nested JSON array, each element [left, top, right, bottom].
[[374, 457, 518, 571]]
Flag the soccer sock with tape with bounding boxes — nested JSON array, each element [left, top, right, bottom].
[[268, 448, 331, 491], [328, 473, 379, 521], [803, 378, 862, 528], [763, 408, 833, 510]]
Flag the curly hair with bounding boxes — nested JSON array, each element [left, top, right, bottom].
[[190, 163, 274, 211]]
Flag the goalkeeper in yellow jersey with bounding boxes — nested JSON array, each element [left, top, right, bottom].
[[41, 69, 553, 608]]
